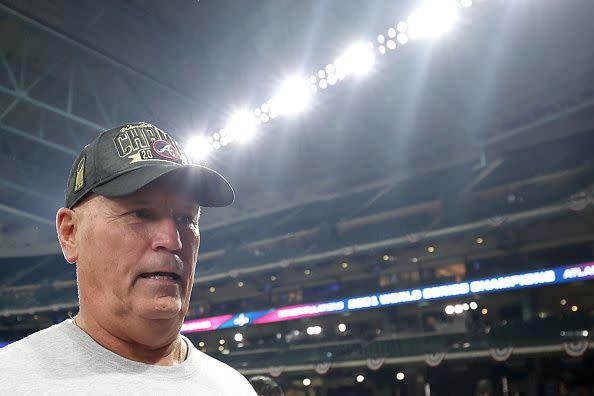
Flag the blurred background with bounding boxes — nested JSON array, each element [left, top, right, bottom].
[[1, 0, 594, 394]]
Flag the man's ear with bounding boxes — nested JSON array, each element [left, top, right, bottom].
[[56, 207, 78, 265]]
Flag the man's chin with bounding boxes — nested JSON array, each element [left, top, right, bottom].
[[139, 298, 183, 320]]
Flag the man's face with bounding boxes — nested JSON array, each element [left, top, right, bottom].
[[73, 179, 200, 326]]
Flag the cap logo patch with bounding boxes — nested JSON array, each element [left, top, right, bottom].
[[74, 155, 86, 193], [152, 139, 180, 160], [112, 123, 190, 165]]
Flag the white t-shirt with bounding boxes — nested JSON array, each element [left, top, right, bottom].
[[0, 319, 256, 396]]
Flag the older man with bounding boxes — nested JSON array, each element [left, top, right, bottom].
[[0, 122, 256, 395]]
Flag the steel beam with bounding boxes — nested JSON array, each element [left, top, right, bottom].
[[19, 38, 27, 88], [487, 96, 594, 146], [0, 49, 19, 89], [0, 122, 78, 156], [0, 98, 19, 122], [0, 83, 105, 131], [0, 178, 55, 201], [0, 2, 204, 108], [67, 62, 75, 114], [0, 202, 53, 226], [80, 66, 113, 126], [463, 157, 504, 193]]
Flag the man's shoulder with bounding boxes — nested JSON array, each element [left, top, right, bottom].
[[187, 341, 255, 393], [194, 347, 244, 376], [0, 321, 67, 364]]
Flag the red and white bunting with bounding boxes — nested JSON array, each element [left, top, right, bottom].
[[563, 341, 589, 357], [366, 357, 385, 371], [424, 352, 446, 367], [314, 362, 332, 375], [490, 347, 513, 362], [268, 366, 284, 378]]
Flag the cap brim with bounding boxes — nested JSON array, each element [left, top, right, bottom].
[[92, 164, 235, 207]]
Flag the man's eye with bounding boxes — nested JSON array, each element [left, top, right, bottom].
[[130, 209, 151, 219], [175, 214, 197, 226]]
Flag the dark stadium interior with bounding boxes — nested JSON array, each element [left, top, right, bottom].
[[1, 0, 594, 395]]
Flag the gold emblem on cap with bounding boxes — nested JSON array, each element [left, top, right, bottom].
[[74, 156, 86, 193], [113, 122, 191, 165]]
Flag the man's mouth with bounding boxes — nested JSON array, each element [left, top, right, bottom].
[[138, 272, 181, 282]]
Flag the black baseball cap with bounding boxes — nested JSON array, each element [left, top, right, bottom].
[[65, 122, 234, 208]]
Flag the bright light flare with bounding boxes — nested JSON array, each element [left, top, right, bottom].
[[334, 42, 375, 77], [185, 135, 212, 162], [306, 325, 322, 335], [408, 0, 459, 39], [268, 76, 312, 116], [225, 110, 257, 143]]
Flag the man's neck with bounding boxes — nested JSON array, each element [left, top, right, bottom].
[[72, 313, 187, 366]]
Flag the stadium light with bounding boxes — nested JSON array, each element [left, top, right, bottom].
[[269, 76, 312, 116], [338, 323, 347, 332], [185, 135, 212, 162], [306, 325, 322, 335], [407, 0, 460, 39], [334, 41, 375, 77], [189, 0, 480, 154], [225, 110, 257, 143], [234, 333, 243, 342]]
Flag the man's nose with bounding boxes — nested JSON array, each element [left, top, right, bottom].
[[151, 216, 183, 253]]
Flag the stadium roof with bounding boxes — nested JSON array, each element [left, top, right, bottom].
[[1, 0, 594, 257]]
